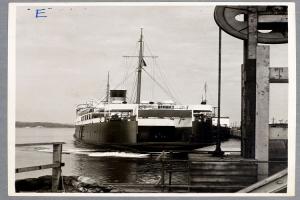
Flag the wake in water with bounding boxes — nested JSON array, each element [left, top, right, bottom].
[[37, 148, 96, 155], [36, 147, 149, 158], [88, 152, 149, 158]]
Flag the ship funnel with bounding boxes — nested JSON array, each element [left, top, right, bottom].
[[110, 90, 127, 103]]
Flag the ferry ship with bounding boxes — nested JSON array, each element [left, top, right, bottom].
[[74, 29, 230, 150]]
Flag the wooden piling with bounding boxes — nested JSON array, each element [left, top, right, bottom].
[[52, 143, 63, 192], [161, 160, 165, 192], [241, 7, 258, 158]]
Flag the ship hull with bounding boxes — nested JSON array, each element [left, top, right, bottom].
[[74, 119, 216, 151], [74, 121, 137, 145]]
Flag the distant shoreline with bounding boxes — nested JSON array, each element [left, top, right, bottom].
[[16, 121, 74, 128]]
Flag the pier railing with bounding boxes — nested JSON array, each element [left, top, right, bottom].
[[159, 160, 287, 192], [152, 149, 287, 192], [94, 149, 287, 193], [15, 142, 65, 192]]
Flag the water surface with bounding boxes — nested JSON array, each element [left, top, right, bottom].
[[15, 128, 186, 184]]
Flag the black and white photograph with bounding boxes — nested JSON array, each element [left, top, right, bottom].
[[8, 2, 296, 196]]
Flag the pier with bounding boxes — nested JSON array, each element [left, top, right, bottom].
[[114, 5, 289, 193]]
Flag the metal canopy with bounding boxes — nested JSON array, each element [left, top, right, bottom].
[[214, 6, 288, 44]]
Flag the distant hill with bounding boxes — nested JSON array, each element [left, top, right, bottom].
[[16, 121, 74, 128]]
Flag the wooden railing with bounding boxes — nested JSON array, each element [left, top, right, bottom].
[[15, 142, 65, 192], [237, 168, 288, 193], [155, 151, 287, 192]]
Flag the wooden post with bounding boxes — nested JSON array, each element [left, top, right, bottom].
[[168, 171, 172, 192], [187, 161, 191, 192], [52, 143, 62, 192], [168, 158, 172, 192], [241, 7, 258, 158], [256, 45, 270, 180], [241, 64, 245, 156], [161, 160, 165, 192]]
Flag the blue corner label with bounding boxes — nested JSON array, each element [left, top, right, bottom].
[[35, 9, 47, 18]]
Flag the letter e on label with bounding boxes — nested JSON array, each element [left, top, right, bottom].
[[35, 9, 47, 18]]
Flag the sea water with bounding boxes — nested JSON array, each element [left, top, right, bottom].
[[15, 128, 187, 184]]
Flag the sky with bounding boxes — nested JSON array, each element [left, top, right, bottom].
[[15, 4, 288, 124]]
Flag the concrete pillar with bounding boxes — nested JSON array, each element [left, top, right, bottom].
[[255, 45, 270, 180]]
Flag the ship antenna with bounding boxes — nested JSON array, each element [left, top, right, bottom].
[[106, 71, 110, 103], [136, 28, 144, 104], [204, 81, 207, 103]]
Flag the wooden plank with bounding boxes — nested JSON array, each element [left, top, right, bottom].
[[237, 169, 287, 193], [258, 15, 288, 23], [16, 142, 65, 147], [269, 67, 288, 83], [15, 163, 63, 173], [190, 164, 257, 171], [191, 176, 257, 183], [190, 170, 257, 176], [255, 45, 270, 180], [189, 159, 258, 163]]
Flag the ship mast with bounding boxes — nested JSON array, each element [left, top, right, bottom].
[[136, 28, 144, 104], [123, 28, 157, 104]]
